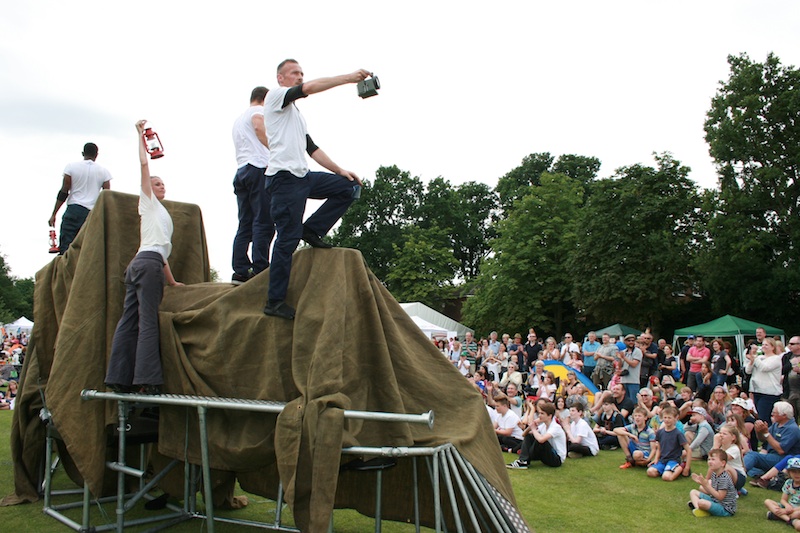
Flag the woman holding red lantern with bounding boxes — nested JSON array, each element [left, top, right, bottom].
[[104, 120, 183, 395]]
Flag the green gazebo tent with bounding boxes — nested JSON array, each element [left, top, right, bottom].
[[672, 314, 785, 362], [593, 323, 642, 340]]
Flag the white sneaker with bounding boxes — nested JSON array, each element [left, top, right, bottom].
[[506, 460, 528, 469]]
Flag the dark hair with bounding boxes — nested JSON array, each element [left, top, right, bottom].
[[277, 59, 299, 74], [83, 142, 98, 158], [539, 402, 556, 417], [250, 86, 268, 103]]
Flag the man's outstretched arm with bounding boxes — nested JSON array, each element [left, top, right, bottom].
[[302, 69, 371, 95]]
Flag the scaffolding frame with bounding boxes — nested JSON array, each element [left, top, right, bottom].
[[49, 390, 527, 532]]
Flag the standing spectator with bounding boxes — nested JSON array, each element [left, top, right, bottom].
[[462, 331, 478, 374], [619, 334, 643, 401], [592, 333, 617, 390], [508, 333, 524, 372], [658, 344, 680, 381], [785, 336, 800, 422], [488, 331, 501, 355], [710, 338, 731, 390], [686, 336, 711, 392], [262, 59, 368, 320], [542, 337, 560, 360], [679, 335, 694, 382], [560, 333, 581, 366], [523, 332, 542, 370], [639, 331, 659, 388], [582, 331, 600, 380], [231, 86, 274, 284], [746, 337, 785, 420], [48, 142, 112, 254]]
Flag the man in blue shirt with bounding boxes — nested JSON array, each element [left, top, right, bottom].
[[582, 331, 600, 379], [744, 401, 800, 478]]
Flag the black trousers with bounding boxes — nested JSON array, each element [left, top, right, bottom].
[[519, 434, 562, 467]]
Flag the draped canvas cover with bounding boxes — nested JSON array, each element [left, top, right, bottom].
[[4, 191, 522, 532]]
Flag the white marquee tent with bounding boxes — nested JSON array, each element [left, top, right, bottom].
[[400, 302, 473, 340]]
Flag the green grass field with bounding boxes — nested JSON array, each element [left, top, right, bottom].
[[0, 409, 785, 532]]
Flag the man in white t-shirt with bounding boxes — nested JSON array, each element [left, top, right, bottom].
[[262, 59, 370, 320], [48, 142, 112, 254], [494, 396, 524, 452], [231, 87, 274, 285]]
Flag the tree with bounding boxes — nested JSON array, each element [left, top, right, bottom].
[[495, 153, 601, 215], [332, 165, 423, 280], [0, 252, 34, 321], [384, 226, 459, 307], [700, 53, 800, 332], [569, 153, 702, 331], [463, 173, 584, 336]]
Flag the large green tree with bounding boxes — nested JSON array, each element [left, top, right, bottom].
[[332, 165, 423, 281], [700, 52, 800, 332], [0, 252, 34, 322], [569, 153, 702, 332], [384, 226, 459, 306], [463, 172, 584, 336]]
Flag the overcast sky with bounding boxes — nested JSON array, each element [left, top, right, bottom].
[[1, 1, 798, 282]]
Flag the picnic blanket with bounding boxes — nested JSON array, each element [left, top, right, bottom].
[[3, 190, 520, 532]]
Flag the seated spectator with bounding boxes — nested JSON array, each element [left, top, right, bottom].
[[553, 395, 569, 423], [744, 401, 800, 478], [616, 406, 656, 469], [506, 401, 567, 469], [611, 383, 635, 421], [675, 386, 695, 422], [763, 457, 800, 527], [538, 371, 557, 402], [499, 362, 523, 389], [636, 387, 658, 420], [564, 404, 599, 458], [594, 395, 626, 450], [647, 406, 692, 481], [562, 371, 581, 398], [660, 375, 679, 403], [482, 348, 502, 383], [713, 423, 747, 492], [696, 361, 713, 402], [494, 396, 524, 453], [505, 383, 523, 417], [688, 448, 737, 518], [724, 411, 753, 452], [687, 406, 716, 460], [526, 360, 545, 396], [565, 384, 590, 414], [708, 386, 732, 430]]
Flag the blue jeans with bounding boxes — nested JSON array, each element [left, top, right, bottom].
[[267, 171, 360, 303], [232, 164, 274, 276], [744, 450, 782, 478]]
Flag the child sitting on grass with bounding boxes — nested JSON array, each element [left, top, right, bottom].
[[594, 395, 625, 450], [647, 406, 692, 481], [615, 406, 655, 469], [765, 457, 800, 529], [688, 448, 737, 517]]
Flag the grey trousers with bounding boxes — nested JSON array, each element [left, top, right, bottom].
[[105, 251, 165, 386]]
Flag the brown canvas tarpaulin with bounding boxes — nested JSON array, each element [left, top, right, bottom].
[[4, 191, 522, 531]]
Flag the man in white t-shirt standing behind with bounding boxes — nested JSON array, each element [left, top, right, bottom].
[[48, 142, 112, 254], [231, 86, 274, 285], [262, 59, 370, 320]]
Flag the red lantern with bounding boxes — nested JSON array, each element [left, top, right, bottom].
[[49, 228, 59, 254], [142, 127, 165, 159]]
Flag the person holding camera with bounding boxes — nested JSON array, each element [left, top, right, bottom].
[[262, 59, 370, 320]]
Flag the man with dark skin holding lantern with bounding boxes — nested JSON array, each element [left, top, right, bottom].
[[262, 59, 370, 320]]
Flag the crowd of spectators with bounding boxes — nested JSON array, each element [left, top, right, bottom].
[[0, 330, 26, 410], [437, 326, 800, 522]]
